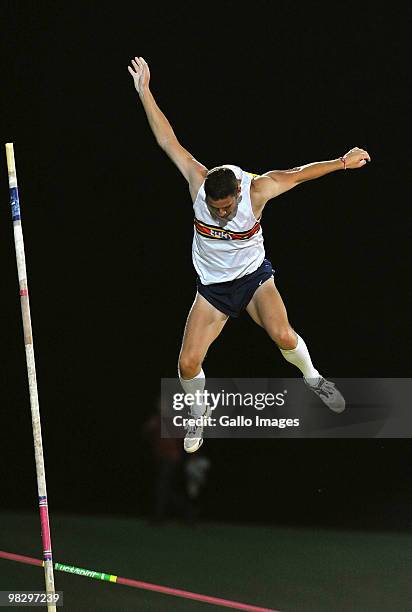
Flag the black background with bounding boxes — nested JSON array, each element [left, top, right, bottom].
[[1, 2, 411, 529]]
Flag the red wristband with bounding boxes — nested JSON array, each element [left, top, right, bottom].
[[340, 156, 347, 170]]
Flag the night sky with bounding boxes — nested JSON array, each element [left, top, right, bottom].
[[1, 2, 411, 528]]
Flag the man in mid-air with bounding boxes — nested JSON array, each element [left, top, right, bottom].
[[128, 56, 371, 453]]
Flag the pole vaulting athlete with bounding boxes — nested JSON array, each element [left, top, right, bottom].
[[128, 56, 371, 453]]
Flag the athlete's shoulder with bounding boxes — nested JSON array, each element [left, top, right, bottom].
[[244, 170, 260, 178]]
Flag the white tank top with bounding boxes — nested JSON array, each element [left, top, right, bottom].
[[192, 165, 265, 285]]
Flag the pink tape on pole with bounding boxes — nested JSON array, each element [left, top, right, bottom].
[[39, 500, 52, 560]]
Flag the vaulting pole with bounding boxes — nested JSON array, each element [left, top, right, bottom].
[[5, 143, 56, 611]]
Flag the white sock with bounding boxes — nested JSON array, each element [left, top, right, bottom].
[[279, 334, 320, 382], [178, 367, 206, 418]]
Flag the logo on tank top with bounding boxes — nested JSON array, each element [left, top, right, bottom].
[[194, 218, 261, 241]]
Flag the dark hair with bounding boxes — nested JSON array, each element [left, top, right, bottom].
[[204, 167, 238, 200]]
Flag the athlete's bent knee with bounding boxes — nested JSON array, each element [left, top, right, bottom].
[[274, 327, 297, 350], [178, 354, 202, 380]]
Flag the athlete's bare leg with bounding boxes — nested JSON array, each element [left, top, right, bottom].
[[178, 293, 228, 452], [246, 277, 319, 378], [246, 277, 297, 350], [179, 292, 228, 380]]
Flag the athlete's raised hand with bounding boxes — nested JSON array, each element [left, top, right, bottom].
[[128, 56, 150, 96], [341, 147, 371, 169]]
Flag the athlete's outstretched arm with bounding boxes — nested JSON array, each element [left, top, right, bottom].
[[128, 56, 207, 197], [252, 147, 371, 209]]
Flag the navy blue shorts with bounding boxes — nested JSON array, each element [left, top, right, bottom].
[[196, 259, 275, 318]]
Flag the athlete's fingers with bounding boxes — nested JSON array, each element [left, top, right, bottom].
[[131, 59, 140, 73], [358, 149, 370, 162], [140, 57, 148, 73]]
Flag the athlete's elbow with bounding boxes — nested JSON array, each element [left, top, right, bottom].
[[157, 136, 172, 150]]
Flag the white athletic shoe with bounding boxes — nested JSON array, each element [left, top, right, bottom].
[[304, 376, 346, 413], [184, 405, 211, 453]]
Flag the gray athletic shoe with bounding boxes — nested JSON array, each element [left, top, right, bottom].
[[184, 405, 211, 453], [304, 377, 346, 413]]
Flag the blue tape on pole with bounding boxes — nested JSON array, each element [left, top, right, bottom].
[[10, 186, 21, 221]]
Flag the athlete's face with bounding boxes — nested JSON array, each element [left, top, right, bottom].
[[206, 187, 241, 222]]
